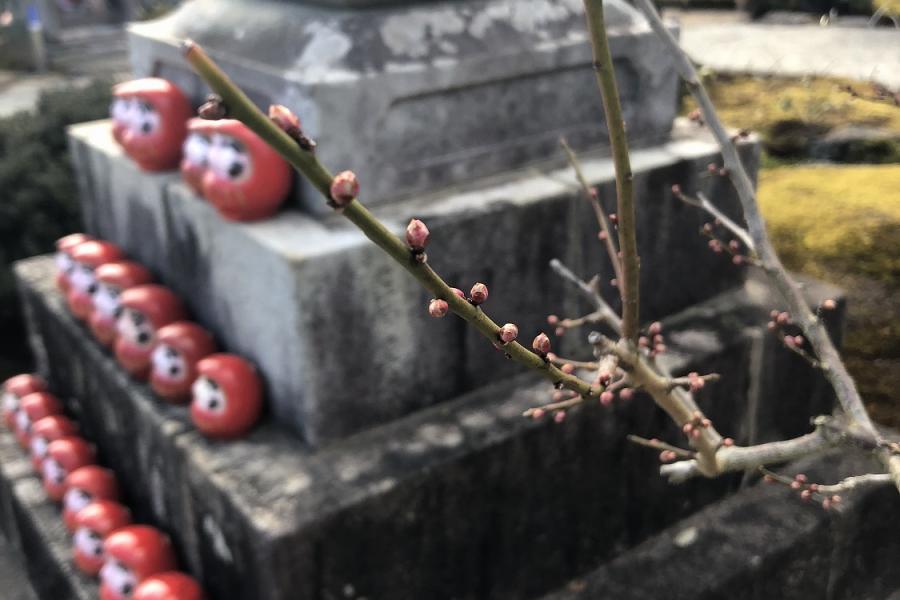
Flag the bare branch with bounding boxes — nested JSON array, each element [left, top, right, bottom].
[[549, 259, 622, 334]]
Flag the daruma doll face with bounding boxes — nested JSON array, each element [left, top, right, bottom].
[[201, 119, 292, 222], [112, 78, 192, 172]]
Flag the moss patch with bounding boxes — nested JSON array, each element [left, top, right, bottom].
[[683, 74, 900, 158], [758, 164, 900, 426]]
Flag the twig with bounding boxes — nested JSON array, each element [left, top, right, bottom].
[[815, 473, 892, 494], [674, 189, 756, 253], [633, 0, 900, 493], [182, 41, 603, 402], [549, 259, 622, 334], [627, 435, 696, 459], [559, 137, 624, 286], [582, 0, 640, 343]]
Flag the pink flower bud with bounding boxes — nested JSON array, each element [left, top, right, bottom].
[[800, 489, 812, 501], [619, 388, 634, 401], [732, 255, 744, 266], [795, 474, 807, 483], [709, 240, 723, 253], [790, 481, 802, 490], [552, 391, 565, 403], [793, 335, 804, 347], [770, 310, 780, 319], [610, 278, 618, 288], [822, 498, 832, 510], [822, 299, 837, 310], [499, 323, 518, 344], [268, 104, 301, 133], [831, 495, 841, 504], [671, 184, 682, 195], [561, 363, 575, 375], [767, 321, 776, 331], [648, 322, 663, 336], [555, 327, 566, 337], [428, 299, 449, 318], [330, 171, 359, 207], [690, 428, 701, 439], [598, 230, 608, 241], [553, 411, 566, 424], [703, 223, 714, 234], [405, 219, 430, 251], [660, 450, 677, 463], [532, 333, 551, 356], [451, 288, 466, 300], [784, 335, 796, 348], [777, 312, 790, 325], [599, 391, 614, 406], [531, 408, 545, 420], [547, 315, 559, 325], [707, 163, 718, 173], [701, 418, 712, 428], [469, 283, 489, 305], [609, 213, 618, 225], [723, 437, 734, 447], [654, 344, 667, 354], [682, 423, 693, 434], [639, 336, 649, 347], [729, 240, 740, 252]]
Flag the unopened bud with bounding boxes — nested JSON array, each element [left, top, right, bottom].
[[600, 391, 614, 406], [682, 423, 693, 434], [793, 335, 804, 347], [268, 104, 301, 135], [532, 333, 551, 356], [703, 222, 714, 234], [406, 219, 430, 252], [732, 255, 744, 266], [729, 240, 740, 252], [822, 299, 837, 310], [547, 315, 559, 325], [822, 498, 832, 510], [671, 184, 682, 195], [598, 230, 608, 241], [639, 336, 649, 347], [654, 344, 667, 354], [469, 283, 489, 305], [555, 326, 566, 337], [428, 299, 449, 318], [800, 489, 812, 501], [608, 213, 618, 225], [660, 450, 677, 463], [648, 322, 663, 336], [531, 408, 545, 420], [560, 363, 575, 375], [330, 171, 359, 207], [777, 312, 790, 325], [499, 323, 518, 344], [619, 388, 634, 401], [784, 335, 796, 348], [722, 437, 734, 447], [451, 288, 466, 300], [198, 94, 227, 120], [554, 411, 566, 424]]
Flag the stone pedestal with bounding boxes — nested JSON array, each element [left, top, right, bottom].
[[7, 257, 842, 600], [69, 118, 758, 445], [127, 0, 679, 211]]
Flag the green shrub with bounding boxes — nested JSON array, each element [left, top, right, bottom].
[[0, 79, 111, 376]]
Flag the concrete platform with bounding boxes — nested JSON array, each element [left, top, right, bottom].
[[12, 255, 840, 600], [68, 117, 759, 445]]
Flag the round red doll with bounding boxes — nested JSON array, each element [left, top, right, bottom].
[[14, 391, 63, 449], [73, 500, 132, 576], [2, 373, 46, 430], [180, 118, 216, 195], [42, 436, 96, 502], [67, 241, 124, 321], [55, 233, 93, 293], [113, 78, 192, 172], [134, 572, 206, 600], [90, 261, 154, 347], [150, 322, 216, 404], [202, 119, 292, 222], [191, 354, 263, 439], [114, 285, 187, 380], [29, 415, 78, 471], [100, 525, 177, 600], [63, 465, 120, 532]]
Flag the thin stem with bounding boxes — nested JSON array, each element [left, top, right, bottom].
[[182, 40, 601, 401], [559, 137, 624, 285], [549, 259, 622, 334], [582, 0, 640, 343]]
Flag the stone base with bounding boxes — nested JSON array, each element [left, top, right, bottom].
[[12, 256, 840, 600], [127, 0, 679, 209], [543, 450, 900, 600], [68, 117, 759, 445]]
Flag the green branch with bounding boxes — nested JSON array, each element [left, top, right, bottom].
[[581, 0, 641, 343], [182, 40, 603, 401]]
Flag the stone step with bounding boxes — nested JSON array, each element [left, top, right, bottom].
[[542, 450, 900, 600], [67, 116, 759, 446], [0, 434, 97, 600], [11, 255, 841, 600], [0, 532, 41, 600]]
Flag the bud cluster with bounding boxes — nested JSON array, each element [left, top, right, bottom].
[[268, 104, 316, 151], [681, 411, 712, 440], [766, 473, 843, 510], [638, 321, 666, 356]]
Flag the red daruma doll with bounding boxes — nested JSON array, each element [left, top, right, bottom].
[[29, 415, 78, 472], [115, 285, 187, 380], [67, 241, 124, 321], [180, 118, 215, 195], [2, 374, 46, 429], [100, 526, 177, 600], [134, 573, 206, 600], [150, 322, 216, 403], [14, 391, 63, 449], [63, 465, 120, 532], [113, 78, 192, 172], [55, 233, 93, 293], [43, 436, 96, 502], [73, 500, 132, 576], [203, 119, 292, 222], [90, 261, 154, 347], [191, 354, 263, 439]]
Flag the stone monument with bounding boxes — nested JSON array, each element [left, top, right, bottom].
[[0, 0, 855, 598]]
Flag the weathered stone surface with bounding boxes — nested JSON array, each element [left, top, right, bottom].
[[127, 0, 679, 209], [543, 450, 900, 600], [68, 118, 759, 445], [0, 433, 97, 600], [0, 532, 39, 600], [14, 256, 839, 600]]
